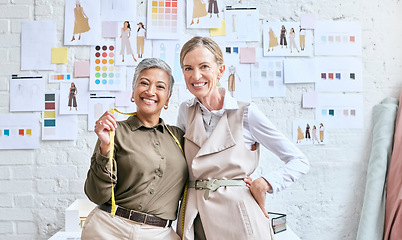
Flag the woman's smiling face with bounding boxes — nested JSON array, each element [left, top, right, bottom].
[[132, 68, 170, 119], [182, 46, 224, 100]]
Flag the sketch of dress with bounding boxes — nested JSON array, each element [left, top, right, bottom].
[[227, 65, 239, 97], [120, 28, 134, 55], [72, 3, 90, 41], [268, 27, 279, 51], [192, 0, 207, 20], [297, 126, 304, 143]]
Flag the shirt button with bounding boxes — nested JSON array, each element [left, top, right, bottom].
[[149, 189, 154, 194], [157, 172, 163, 178], [161, 156, 164, 160], [155, 141, 160, 145], [138, 204, 142, 210], [102, 159, 107, 163]]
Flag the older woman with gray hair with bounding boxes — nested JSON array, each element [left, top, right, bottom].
[[82, 58, 188, 239]]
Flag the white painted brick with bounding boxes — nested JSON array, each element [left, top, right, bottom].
[[10, 19, 21, 33], [8, 47, 20, 63], [0, 49, 7, 62], [0, 236, 33, 240], [77, 165, 89, 179], [0, 33, 20, 48], [11, 166, 33, 179], [69, 180, 84, 194], [36, 166, 77, 180], [0, 152, 34, 165], [34, 4, 52, 16], [14, 194, 34, 208], [0, 19, 8, 32], [36, 180, 56, 194], [0, 208, 33, 221], [0, 180, 32, 193], [36, 150, 57, 166], [0, 63, 20, 75], [0, 194, 13, 207], [16, 221, 36, 234], [68, 151, 91, 165], [0, 76, 8, 91], [0, 221, 13, 234], [0, 167, 10, 179], [11, 0, 34, 4], [0, 5, 30, 18]]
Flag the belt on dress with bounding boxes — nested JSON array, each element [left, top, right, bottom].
[[98, 203, 172, 228], [188, 179, 246, 200]]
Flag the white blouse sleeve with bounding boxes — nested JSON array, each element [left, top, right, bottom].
[[245, 103, 310, 194], [176, 101, 188, 133]]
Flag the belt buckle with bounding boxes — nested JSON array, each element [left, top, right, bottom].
[[195, 180, 204, 190], [129, 210, 148, 225]]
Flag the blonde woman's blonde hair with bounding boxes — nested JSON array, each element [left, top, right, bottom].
[[180, 36, 224, 69]]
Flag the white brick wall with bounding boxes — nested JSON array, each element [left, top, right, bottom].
[[0, 0, 401, 239]]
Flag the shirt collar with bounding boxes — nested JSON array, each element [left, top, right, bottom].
[[127, 115, 165, 133], [186, 88, 239, 111]]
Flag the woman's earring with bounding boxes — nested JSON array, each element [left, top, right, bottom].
[[164, 105, 168, 110], [131, 97, 135, 102]]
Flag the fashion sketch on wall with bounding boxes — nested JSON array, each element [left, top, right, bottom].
[[186, 0, 223, 28], [64, 0, 101, 45], [263, 22, 313, 57]]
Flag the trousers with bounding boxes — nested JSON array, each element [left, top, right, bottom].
[[81, 207, 180, 240]]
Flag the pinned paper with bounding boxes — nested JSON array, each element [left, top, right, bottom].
[[51, 47, 68, 64], [283, 58, 317, 83], [210, 20, 226, 37], [302, 92, 318, 108], [239, 47, 256, 64], [102, 21, 119, 38], [74, 60, 90, 78], [300, 14, 316, 29], [21, 21, 56, 71], [115, 91, 132, 107]]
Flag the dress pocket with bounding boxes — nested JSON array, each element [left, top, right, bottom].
[[238, 200, 254, 236]]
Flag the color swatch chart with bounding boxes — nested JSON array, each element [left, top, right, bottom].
[[320, 72, 356, 80], [0, 113, 40, 149], [251, 57, 286, 98], [0, 128, 32, 137], [320, 108, 356, 117], [147, 0, 180, 39], [314, 21, 362, 56], [315, 93, 363, 129], [320, 35, 356, 44], [90, 43, 125, 91], [49, 73, 72, 82], [44, 93, 56, 136]]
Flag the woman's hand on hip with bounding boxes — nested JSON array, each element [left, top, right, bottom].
[[94, 111, 117, 154], [244, 176, 271, 218]]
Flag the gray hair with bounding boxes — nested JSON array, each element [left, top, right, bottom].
[[132, 58, 174, 96]]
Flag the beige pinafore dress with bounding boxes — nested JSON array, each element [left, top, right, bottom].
[[178, 101, 275, 240]]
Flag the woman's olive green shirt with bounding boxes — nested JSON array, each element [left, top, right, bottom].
[[84, 115, 188, 220]]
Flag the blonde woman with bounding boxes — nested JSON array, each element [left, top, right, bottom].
[[177, 36, 309, 240]]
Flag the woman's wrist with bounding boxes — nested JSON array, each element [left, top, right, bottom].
[[99, 142, 111, 155]]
